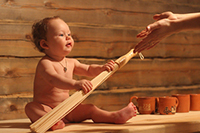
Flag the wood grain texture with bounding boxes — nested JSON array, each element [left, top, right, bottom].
[[0, 0, 200, 120], [1, 84, 200, 120], [0, 58, 200, 95], [1, 112, 200, 133], [0, 23, 200, 58]]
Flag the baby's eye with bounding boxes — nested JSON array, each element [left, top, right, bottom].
[[68, 34, 71, 36], [59, 34, 64, 37]]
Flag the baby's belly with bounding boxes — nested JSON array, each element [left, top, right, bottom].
[[34, 90, 70, 108]]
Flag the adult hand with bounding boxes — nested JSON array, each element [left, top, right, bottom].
[[134, 12, 178, 53]]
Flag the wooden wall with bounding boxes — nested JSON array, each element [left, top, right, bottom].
[[0, 0, 200, 120]]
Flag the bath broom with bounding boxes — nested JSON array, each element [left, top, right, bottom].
[[30, 49, 141, 133]]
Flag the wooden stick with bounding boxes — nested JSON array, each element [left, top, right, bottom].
[[30, 49, 137, 133]]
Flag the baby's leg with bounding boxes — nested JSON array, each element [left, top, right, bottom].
[[111, 102, 137, 124], [25, 102, 65, 130], [66, 102, 137, 124]]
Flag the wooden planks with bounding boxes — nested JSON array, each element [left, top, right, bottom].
[[1, 0, 200, 15], [1, 107, 200, 133], [1, 85, 200, 120], [0, 58, 200, 95], [0, 0, 200, 120], [0, 0, 200, 58], [0, 23, 200, 58], [83, 85, 200, 111], [0, 96, 32, 120], [0, 58, 38, 95]]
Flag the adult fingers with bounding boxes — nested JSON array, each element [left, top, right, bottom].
[[153, 12, 173, 20], [134, 39, 151, 53], [136, 28, 149, 38], [134, 33, 159, 53], [147, 41, 159, 50], [137, 21, 161, 39]]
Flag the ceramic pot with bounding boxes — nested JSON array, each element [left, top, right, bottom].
[[190, 94, 200, 111], [157, 96, 179, 115], [172, 94, 190, 113], [130, 96, 156, 114]]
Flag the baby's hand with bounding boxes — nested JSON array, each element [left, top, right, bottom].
[[103, 60, 115, 72], [74, 79, 93, 94]]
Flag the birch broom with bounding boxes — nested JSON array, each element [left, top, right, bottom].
[[30, 49, 142, 133]]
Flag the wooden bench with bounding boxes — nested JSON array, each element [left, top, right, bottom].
[[0, 111, 200, 133]]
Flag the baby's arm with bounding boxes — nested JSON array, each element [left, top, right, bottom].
[[74, 59, 115, 77], [88, 60, 115, 76]]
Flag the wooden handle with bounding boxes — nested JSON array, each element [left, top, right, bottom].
[[30, 49, 138, 133], [115, 49, 137, 69]]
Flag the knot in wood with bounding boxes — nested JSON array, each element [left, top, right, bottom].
[[10, 105, 18, 111], [44, 2, 55, 8]]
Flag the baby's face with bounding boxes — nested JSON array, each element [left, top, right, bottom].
[[45, 18, 74, 57]]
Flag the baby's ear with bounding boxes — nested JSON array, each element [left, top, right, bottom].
[[40, 39, 49, 49]]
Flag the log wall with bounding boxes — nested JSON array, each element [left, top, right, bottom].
[[0, 0, 200, 120]]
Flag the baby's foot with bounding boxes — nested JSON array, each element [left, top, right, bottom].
[[50, 120, 65, 131], [114, 102, 137, 124]]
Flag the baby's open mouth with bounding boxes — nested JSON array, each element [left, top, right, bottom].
[[66, 43, 71, 46]]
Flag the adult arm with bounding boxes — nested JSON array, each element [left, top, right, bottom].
[[134, 12, 200, 53]]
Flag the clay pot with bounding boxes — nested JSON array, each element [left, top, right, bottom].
[[172, 94, 190, 113], [190, 94, 200, 111], [130, 96, 156, 114], [157, 96, 179, 115]]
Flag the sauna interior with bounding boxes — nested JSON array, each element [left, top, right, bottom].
[[0, 0, 200, 133]]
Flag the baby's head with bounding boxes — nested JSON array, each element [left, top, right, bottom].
[[31, 16, 60, 53]]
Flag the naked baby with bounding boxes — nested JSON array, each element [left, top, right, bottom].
[[25, 16, 137, 131]]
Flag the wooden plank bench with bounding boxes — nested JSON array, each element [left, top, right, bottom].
[[0, 111, 200, 133]]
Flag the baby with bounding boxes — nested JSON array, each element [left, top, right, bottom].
[[25, 16, 137, 131]]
